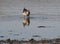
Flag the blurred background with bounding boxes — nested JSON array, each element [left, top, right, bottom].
[[0, 0, 60, 40]]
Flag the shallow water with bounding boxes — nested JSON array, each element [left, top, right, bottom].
[[0, 14, 60, 40], [0, 0, 60, 41]]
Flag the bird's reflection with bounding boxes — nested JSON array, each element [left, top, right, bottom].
[[23, 17, 30, 27]]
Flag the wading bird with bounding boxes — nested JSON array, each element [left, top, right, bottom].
[[23, 8, 30, 17]]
